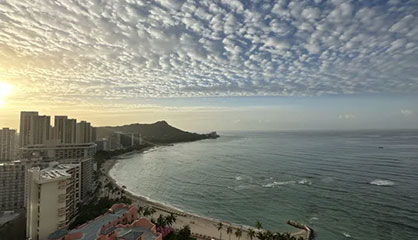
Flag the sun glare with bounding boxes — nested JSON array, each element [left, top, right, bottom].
[[0, 82, 13, 106]]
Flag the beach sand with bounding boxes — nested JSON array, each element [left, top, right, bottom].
[[98, 148, 310, 240]]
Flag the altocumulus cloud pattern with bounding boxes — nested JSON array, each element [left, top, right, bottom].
[[0, 0, 418, 101]]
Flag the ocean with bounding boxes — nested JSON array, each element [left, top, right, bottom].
[[109, 130, 418, 240]]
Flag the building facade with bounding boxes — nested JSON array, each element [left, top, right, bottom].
[[77, 121, 92, 144], [0, 127, 18, 162], [54, 116, 77, 144], [20, 111, 52, 147], [0, 161, 26, 211], [26, 164, 80, 240], [48, 204, 162, 240]]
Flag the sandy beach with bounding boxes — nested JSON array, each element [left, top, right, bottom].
[[98, 148, 310, 240]]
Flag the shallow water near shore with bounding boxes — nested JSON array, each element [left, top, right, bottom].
[[110, 130, 418, 240]]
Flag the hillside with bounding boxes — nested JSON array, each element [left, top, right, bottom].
[[95, 121, 218, 144]]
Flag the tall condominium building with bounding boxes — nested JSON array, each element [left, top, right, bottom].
[[26, 163, 81, 240], [20, 111, 51, 147], [54, 116, 77, 144], [110, 132, 122, 150], [0, 161, 26, 211], [77, 121, 92, 143], [0, 127, 18, 162], [20, 143, 96, 200], [0, 158, 45, 212]]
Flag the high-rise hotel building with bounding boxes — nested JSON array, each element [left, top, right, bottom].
[[0, 127, 18, 162], [54, 116, 77, 144], [26, 163, 81, 240], [19, 111, 52, 147], [19, 112, 96, 201]]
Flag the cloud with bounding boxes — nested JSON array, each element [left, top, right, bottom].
[[338, 114, 356, 119], [0, 0, 417, 108], [400, 109, 413, 116]]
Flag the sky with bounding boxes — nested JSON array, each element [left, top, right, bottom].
[[0, 0, 417, 131]]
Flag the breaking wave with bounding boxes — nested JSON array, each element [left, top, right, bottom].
[[262, 179, 312, 188], [370, 179, 395, 186]]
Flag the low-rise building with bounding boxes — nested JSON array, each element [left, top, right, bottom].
[[48, 204, 162, 240]]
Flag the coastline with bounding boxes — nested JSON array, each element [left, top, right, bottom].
[[99, 146, 311, 240]]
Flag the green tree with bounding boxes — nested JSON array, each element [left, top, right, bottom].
[[156, 214, 166, 228], [217, 222, 224, 240], [227, 226, 233, 240], [138, 206, 144, 216], [235, 228, 242, 240], [178, 225, 191, 240], [247, 229, 255, 240], [255, 221, 263, 230]]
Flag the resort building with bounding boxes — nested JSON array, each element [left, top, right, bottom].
[[109, 132, 122, 150], [0, 160, 26, 211], [0, 127, 18, 162], [77, 121, 93, 144], [20, 142, 96, 200], [48, 204, 162, 240], [95, 138, 110, 151], [54, 116, 77, 144], [26, 163, 81, 240], [20, 111, 52, 147], [20, 142, 96, 160], [0, 158, 48, 212]]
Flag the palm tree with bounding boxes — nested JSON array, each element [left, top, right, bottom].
[[138, 206, 144, 216], [256, 231, 266, 240], [255, 221, 263, 230], [164, 215, 174, 227], [227, 226, 233, 240], [265, 230, 274, 240], [149, 207, 156, 218], [235, 228, 242, 240], [247, 229, 255, 240], [217, 222, 223, 240], [178, 225, 191, 240], [156, 214, 166, 228], [170, 213, 177, 223], [143, 207, 150, 217]]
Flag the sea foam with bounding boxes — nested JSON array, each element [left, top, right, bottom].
[[370, 179, 395, 186], [262, 179, 312, 188]]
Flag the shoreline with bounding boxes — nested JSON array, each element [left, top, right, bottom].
[[99, 145, 311, 240]]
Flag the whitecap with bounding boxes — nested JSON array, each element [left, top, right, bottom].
[[370, 179, 395, 186], [235, 176, 243, 181], [262, 181, 296, 188], [343, 232, 351, 238], [297, 179, 312, 185]]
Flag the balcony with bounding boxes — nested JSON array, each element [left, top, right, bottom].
[[58, 194, 66, 203], [58, 181, 67, 189], [58, 207, 66, 216]]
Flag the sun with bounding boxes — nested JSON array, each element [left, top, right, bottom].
[[0, 82, 13, 106]]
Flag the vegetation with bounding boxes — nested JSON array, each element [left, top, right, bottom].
[[69, 196, 131, 229], [255, 220, 263, 230], [227, 226, 233, 240], [217, 222, 224, 240], [96, 121, 217, 144], [235, 228, 242, 240], [154, 213, 177, 228], [251, 221, 304, 240], [163, 225, 195, 240]]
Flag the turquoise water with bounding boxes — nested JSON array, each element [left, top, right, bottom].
[[110, 130, 418, 240]]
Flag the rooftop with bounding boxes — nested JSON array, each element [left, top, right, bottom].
[[68, 207, 129, 240]]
